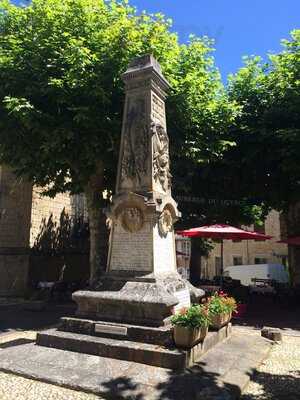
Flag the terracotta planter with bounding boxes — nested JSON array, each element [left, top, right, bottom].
[[173, 325, 208, 348], [210, 312, 231, 329]]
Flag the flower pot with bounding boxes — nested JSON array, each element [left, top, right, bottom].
[[210, 312, 231, 329], [173, 325, 208, 348]]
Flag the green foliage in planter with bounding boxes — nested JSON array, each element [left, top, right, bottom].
[[171, 304, 210, 328], [207, 292, 237, 315]]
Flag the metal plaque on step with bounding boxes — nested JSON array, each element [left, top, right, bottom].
[[94, 324, 128, 336]]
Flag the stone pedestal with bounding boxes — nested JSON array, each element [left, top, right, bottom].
[[73, 55, 204, 327]]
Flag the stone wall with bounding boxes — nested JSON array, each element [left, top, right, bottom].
[[0, 166, 89, 296], [0, 166, 32, 295], [29, 188, 89, 286], [30, 187, 73, 248]]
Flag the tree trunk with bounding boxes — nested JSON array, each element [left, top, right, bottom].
[[189, 237, 203, 285], [84, 162, 109, 286], [289, 245, 300, 286]]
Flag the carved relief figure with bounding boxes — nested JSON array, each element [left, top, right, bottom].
[[121, 207, 144, 233], [121, 98, 149, 187], [151, 121, 171, 191], [158, 208, 173, 237]]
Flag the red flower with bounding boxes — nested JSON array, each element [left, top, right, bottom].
[[179, 307, 188, 315]]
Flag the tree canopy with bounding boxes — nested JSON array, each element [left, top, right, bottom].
[[225, 30, 300, 210], [1, 0, 298, 281], [181, 29, 300, 229], [0, 0, 237, 195], [0, 0, 237, 280]]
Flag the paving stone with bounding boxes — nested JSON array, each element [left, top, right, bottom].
[[222, 368, 250, 398], [261, 327, 283, 341], [0, 331, 272, 399]]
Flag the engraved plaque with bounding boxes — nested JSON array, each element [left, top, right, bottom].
[[173, 288, 191, 313], [95, 324, 128, 336], [152, 92, 166, 126]]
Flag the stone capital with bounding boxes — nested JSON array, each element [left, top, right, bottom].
[[122, 54, 170, 97]]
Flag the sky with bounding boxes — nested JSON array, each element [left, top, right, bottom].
[[131, 0, 300, 81], [13, 0, 300, 81]]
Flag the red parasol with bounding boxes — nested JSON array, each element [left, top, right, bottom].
[[177, 224, 272, 280], [278, 236, 300, 246]]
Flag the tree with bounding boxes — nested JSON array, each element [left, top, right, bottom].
[[174, 30, 300, 283], [210, 30, 300, 283], [225, 30, 300, 207], [0, 0, 237, 283]]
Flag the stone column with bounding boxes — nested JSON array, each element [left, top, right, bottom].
[[73, 55, 204, 327], [107, 55, 179, 277]]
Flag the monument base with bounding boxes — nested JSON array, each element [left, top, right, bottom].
[[36, 319, 232, 370], [72, 272, 204, 327]]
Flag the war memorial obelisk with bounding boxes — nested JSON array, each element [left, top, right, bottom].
[[73, 55, 204, 327]]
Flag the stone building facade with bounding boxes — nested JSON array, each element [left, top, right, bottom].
[[0, 166, 32, 296], [175, 235, 191, 280], [0, 166, 88, 296], [201, 210, 288, 280], [282, 202, 300, 285], [0, 161, 293, 296]]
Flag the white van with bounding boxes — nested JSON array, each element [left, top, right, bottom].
[[223, 264, 289, 286]]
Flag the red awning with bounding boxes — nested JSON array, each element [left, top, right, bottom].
[[177, 224, 272, 241]]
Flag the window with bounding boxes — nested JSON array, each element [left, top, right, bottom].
[[182, 240, 191, 257], [254, 257, 268, 264], [215, 257, 222, 276], [176, 240, 182, 252], [233, 256, 243, 266]]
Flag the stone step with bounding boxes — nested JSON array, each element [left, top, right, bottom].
[[36, 329, 187, 370], [59, 317, 173, 346], [37, 323, 232, 370]]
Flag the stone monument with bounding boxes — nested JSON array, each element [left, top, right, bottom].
[[72, 55, 204, 327], [35, 56, 231, 372]]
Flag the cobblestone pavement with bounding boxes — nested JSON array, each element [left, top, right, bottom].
[[242, 331, 300, 400], [0, 329, 299, 399]]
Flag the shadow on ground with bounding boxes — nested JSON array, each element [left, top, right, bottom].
[[0, 338, 35, 349], [91, 364, 300, 400], [100, 361, 246, 400], [242, 370, 300, 400], [0, 303, 76, 335]]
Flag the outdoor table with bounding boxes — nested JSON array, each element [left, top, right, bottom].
[[249, 285, 275, 295]]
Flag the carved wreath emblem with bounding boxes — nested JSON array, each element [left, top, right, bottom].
[[121, 207, 144, 233], [158, 209, 173, 237]]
